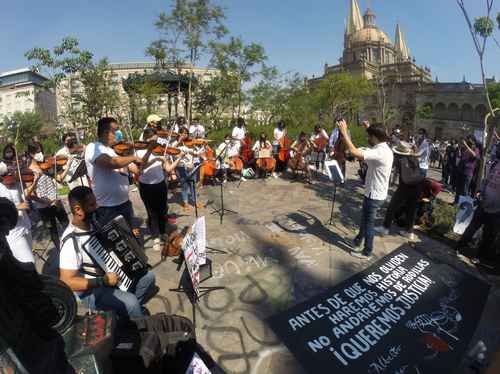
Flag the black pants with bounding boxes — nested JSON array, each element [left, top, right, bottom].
[[38, 204, 69, 250], [139, 181, 168, 239], [457, 206, 500, 261], [383, 183, 422, 232]]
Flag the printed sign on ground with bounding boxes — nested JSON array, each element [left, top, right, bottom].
[[267, 247, 490, 374]]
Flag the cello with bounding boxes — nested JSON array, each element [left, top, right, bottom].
[[278, 129, 292, 163]]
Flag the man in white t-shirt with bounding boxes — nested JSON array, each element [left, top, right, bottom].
[[59, 186, 156, 317], [189, 118, 205, 139], [0, 168, 33, 265], [338, 120, 393, 260], [84, 117, 143, 230], [231, 118, 246, 141], [414, 128, 430, 176]]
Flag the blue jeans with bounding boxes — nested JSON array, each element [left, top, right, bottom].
[[355, 196, 384, 256], [96, 200, 134, 228], [177, 166, 197, 204], [79, 271, 156, 318]]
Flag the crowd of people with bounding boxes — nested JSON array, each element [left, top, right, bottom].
[[0, 113, 499, 323]]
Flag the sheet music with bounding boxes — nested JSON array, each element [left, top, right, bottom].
[[35, 174, 57, 201]]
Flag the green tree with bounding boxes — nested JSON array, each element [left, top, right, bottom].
[[416, 103, 434, 120], [151, 0, 227, 123], [209, 37, 267, 117], [1, 111, 45, 151], [25, 37, 121, 132], [311, 73, 374, 126], [456, 0, 499, 187], [128, 79, 165, 126], [248, 65, 286, 125], [193, 74, 238, 128]]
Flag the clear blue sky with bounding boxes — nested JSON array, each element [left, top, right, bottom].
[[1, 0, 499, 83]]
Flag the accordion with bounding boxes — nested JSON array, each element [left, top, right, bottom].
[[82, 216, 148, 292]]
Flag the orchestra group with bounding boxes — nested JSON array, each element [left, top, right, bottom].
[[0, 114, 344, 319]]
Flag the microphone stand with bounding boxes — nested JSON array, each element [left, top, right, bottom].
[[211, 142, 238, 225]]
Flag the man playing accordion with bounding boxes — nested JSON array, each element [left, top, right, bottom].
[[59, 186, 156, 318]]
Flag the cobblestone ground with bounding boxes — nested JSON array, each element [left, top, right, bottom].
[[35, 164, 500, 374]]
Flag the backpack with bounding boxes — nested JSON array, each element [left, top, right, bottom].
[[111, 313, 199, 373], [400, 156, 425, 186]]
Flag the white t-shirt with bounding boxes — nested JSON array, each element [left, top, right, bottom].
[[252, 140, 272, 152], [0, 183, 33, 263], [361, 142, 394, 201], [273, 128, 284, 145], [216, 141, 241, 162], [84, 142, 129, 207], [417, 139, 431, 170], [59, 223, 96, 296], [136, 150, 165, 185], [56, 146, 70, 158], [189, 124, 205, 139], [232, 126, 246, 141]]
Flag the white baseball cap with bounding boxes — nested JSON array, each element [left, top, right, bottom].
[[147, 114, 162, 124]]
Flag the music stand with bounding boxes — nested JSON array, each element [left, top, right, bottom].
[[211, 144, 238, 225], [324, 160, 345, 226], [170, 259, 225, 336], [182, 163, 204, 218]]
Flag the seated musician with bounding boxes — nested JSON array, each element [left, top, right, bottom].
[[25, 142, 69, 251], [310, 124, 329, 171], [216, 134, 243, 180], [289, 132, 313, 183], [59, 186, 156, 318], [137, 129, 182, 251], [253, 133, 277, 179], [84, 117, 143, 230]]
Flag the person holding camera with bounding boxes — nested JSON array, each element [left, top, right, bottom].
[[337, 120, 393, 260]]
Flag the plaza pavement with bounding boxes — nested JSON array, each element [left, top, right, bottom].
[[35, 164, 500, 374]]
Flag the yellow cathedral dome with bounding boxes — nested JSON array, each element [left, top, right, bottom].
[[349, 27, 392, 45]]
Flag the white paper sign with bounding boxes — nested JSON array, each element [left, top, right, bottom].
[[325, 159, 345, 184], [453, 196, 476, 235], [185, 353, 212, 374], [194, 216, 206, 266], [182, 231, 200, 298]]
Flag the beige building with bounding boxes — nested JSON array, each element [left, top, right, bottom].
[[56, 62, 219, 127], [309, 0, 498, 139], [0, 68, 57, 125]]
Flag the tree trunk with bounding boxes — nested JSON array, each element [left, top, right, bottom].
[[187, 72, 192, 126]]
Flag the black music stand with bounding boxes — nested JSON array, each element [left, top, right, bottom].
[[183, 163, 204, 218], [210, 145, 238, 225], [170, 259, 225, 335], [324, 160, 345, 226]]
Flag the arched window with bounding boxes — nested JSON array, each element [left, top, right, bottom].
[[448, 103, 459, 121], [435, 103, 446, 119], [462, 103, 474, 122], [475, 104, 488, 123]]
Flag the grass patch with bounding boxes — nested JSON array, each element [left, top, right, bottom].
[[422, 200, 460, 244]]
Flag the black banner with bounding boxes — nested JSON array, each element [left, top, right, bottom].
[[267, 247, 490, 374]]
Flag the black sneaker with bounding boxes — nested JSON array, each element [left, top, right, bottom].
[[351, 252, 372, 260]]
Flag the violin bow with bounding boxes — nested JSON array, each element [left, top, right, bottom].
[[13, 124, 26, 200]]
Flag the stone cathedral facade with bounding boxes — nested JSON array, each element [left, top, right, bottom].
[[309, 0, 496, 140]]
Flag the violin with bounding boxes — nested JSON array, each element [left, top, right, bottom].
[[156, 130, 179, 138], [1, 169, 35, 186], [112, 141, 149, 156], [151, 145, 181, 156], [183, 139, 212, 148]]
